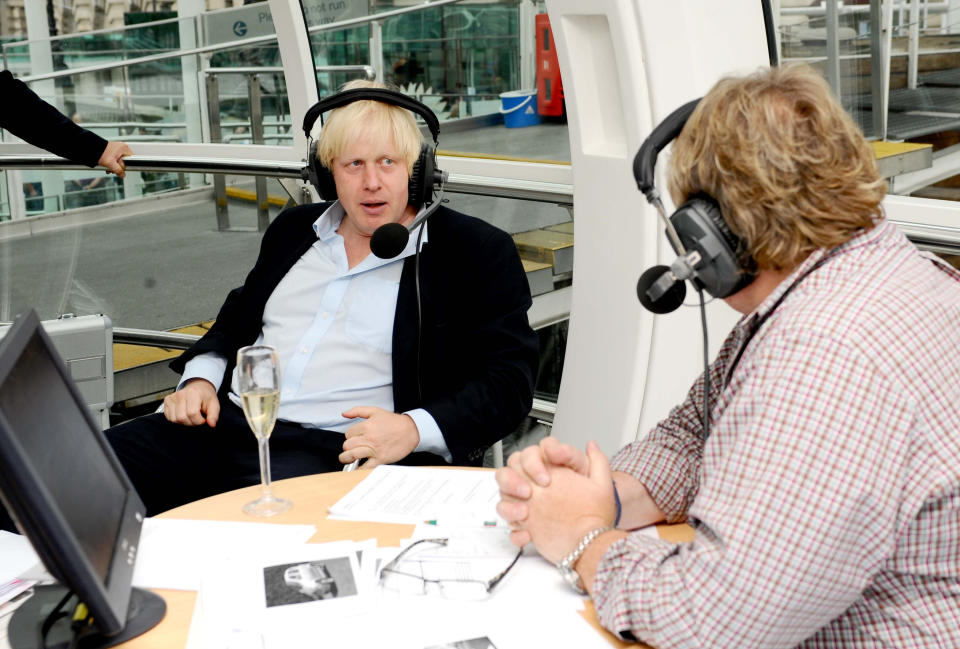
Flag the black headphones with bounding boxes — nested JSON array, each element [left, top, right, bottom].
[[300, 88, 444, 208], [633, 99, 756, 314]]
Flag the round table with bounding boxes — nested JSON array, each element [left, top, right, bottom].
[[119, 470, 693, 649]]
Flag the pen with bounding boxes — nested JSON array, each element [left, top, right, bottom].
[[342, 459, 360, 472], [423, 519, 500, 527]]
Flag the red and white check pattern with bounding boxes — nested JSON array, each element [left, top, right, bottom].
[[596, 220, 960, 648]]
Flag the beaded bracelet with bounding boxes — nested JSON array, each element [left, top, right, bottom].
[[613, 481, 622, 527]]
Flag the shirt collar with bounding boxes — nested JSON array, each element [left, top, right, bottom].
[[313, 201, 346, 243], [311, 201, 430, 271], [742, 220, 890, 328]]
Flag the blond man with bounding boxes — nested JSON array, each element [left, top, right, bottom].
[[104, 81, 538, 515], [497, 65, 960, 647]]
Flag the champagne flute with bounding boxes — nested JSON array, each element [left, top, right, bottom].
[[237, 345, 292, 516]]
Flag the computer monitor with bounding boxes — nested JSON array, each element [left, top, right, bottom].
[[0, 309, 164, 648]]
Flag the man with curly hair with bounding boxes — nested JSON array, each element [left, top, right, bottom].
[[498, 64, 960, 648]]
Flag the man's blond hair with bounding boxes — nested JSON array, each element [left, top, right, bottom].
[[316, 79, 423, 174], [667, 64, 886, 270]]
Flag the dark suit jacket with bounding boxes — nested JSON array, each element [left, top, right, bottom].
[[1, 70, 107, 167], [170, 203, 539, 465]]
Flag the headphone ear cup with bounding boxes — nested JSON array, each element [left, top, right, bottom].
[[698, 197, 740, 254], [315, 163, 337, 201], [408, 144, 436, 208], [306, 140, 338, 200], [670, 195, 754, 298]]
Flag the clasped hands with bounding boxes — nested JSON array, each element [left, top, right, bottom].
[[495, 437, 618, 564], [164, 379, 419, 468]]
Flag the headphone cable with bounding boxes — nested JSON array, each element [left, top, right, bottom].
[[414, 214, 427, 404], [697, 286, 711, 441]]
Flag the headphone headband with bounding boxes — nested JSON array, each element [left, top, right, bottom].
[[633, 96, 755, 312], [301, 88, 440, 144], [633, 98, 700, 201]]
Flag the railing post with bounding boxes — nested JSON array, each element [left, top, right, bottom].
[[908, 0, 920, 89], [206, 74, 230, 231], [825, 0, 841, 102], [519, 0, 537, 90], [370, 20, 384, 83], [4, 170, 27, 221], [870, 0, 886, 140], [248, 74, 270, 232]]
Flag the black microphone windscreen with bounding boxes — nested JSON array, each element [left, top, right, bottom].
[[370, 222, 410, 259], [637, 265, 686, 314]]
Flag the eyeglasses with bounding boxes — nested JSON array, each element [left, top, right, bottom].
[[379, 537, 522, 600]]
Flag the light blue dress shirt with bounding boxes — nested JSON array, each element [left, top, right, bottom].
[[181, 201, 450, 461]]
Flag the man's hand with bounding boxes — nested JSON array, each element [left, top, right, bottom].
[[98, 141, 132, 177], [515, 441, 617, 564], [339, 407, 420, 469], [163, 378, 220, 427], [496, 437, 590, 546]]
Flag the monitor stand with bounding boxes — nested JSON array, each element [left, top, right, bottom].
[[7, 585, 166, 649]]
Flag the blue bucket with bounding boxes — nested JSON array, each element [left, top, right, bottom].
[[499, 89, 540, 128]]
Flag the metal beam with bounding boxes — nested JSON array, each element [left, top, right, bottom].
[[18, 0, 464, 86], [889, 144, 960, 194]]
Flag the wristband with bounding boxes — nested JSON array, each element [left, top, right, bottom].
[[612, 481, 622, 527]]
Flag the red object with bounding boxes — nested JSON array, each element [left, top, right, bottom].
[[535, 14, 563, 118]]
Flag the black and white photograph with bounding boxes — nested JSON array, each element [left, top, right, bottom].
[[424, 637, 499, 649], [263, 557, 358, 607]]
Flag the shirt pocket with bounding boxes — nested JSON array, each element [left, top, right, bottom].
[[345, 275, 399, 354]]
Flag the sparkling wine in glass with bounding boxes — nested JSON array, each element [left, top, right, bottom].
[[237, 345, 291, 516]]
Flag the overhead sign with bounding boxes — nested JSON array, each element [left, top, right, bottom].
[[203, 1, 368, 44], [301, 0, 368, 27]]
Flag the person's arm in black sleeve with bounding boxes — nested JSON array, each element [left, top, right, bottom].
[[1, 70, 130, 174]]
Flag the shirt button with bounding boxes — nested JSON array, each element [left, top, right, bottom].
[[322, 312, 329, 319], [300, 347, 308, 354]]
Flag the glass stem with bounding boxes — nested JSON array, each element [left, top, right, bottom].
[[258, 436, 272, 499]]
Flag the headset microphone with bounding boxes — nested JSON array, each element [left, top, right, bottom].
[[633, 100, 755, 315], [637, 266, 685, 314], [301, 87, 444, 208], [370, 172, 448, 259], [633, 99, 758, 445], [301, 86, 446, 405], [636, 245, 703, 313]]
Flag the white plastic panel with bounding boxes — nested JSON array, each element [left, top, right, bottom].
[[548, 0, 769, 456], [884, 192, 960, 231], [563, 15, 628, 158]]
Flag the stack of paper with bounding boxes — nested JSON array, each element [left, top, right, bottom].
[[192, 538, 380, 649], [183, 468, 642, 649], [328, 465, 504, 526], [133, 519, 318, 591]]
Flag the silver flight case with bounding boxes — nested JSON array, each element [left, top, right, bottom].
[[0, 314, 113, 430]]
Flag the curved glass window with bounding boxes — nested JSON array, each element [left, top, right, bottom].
[[776, 1, 960, 202], [300, 0, 571, 163]]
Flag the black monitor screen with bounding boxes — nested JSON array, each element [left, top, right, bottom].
[[0, 329, 127, 580], [0, 309, 149, 637]]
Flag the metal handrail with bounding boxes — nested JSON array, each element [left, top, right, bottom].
[[0, 154, 574, 205], [79, 122, 188, 129], [780, 0, 947, 18], [17, 0, 464, 85], [113, 328, 200, 350], [204, 65, 375, 78], [2, 15, 186, 51], [304, 0, 462, 35]]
